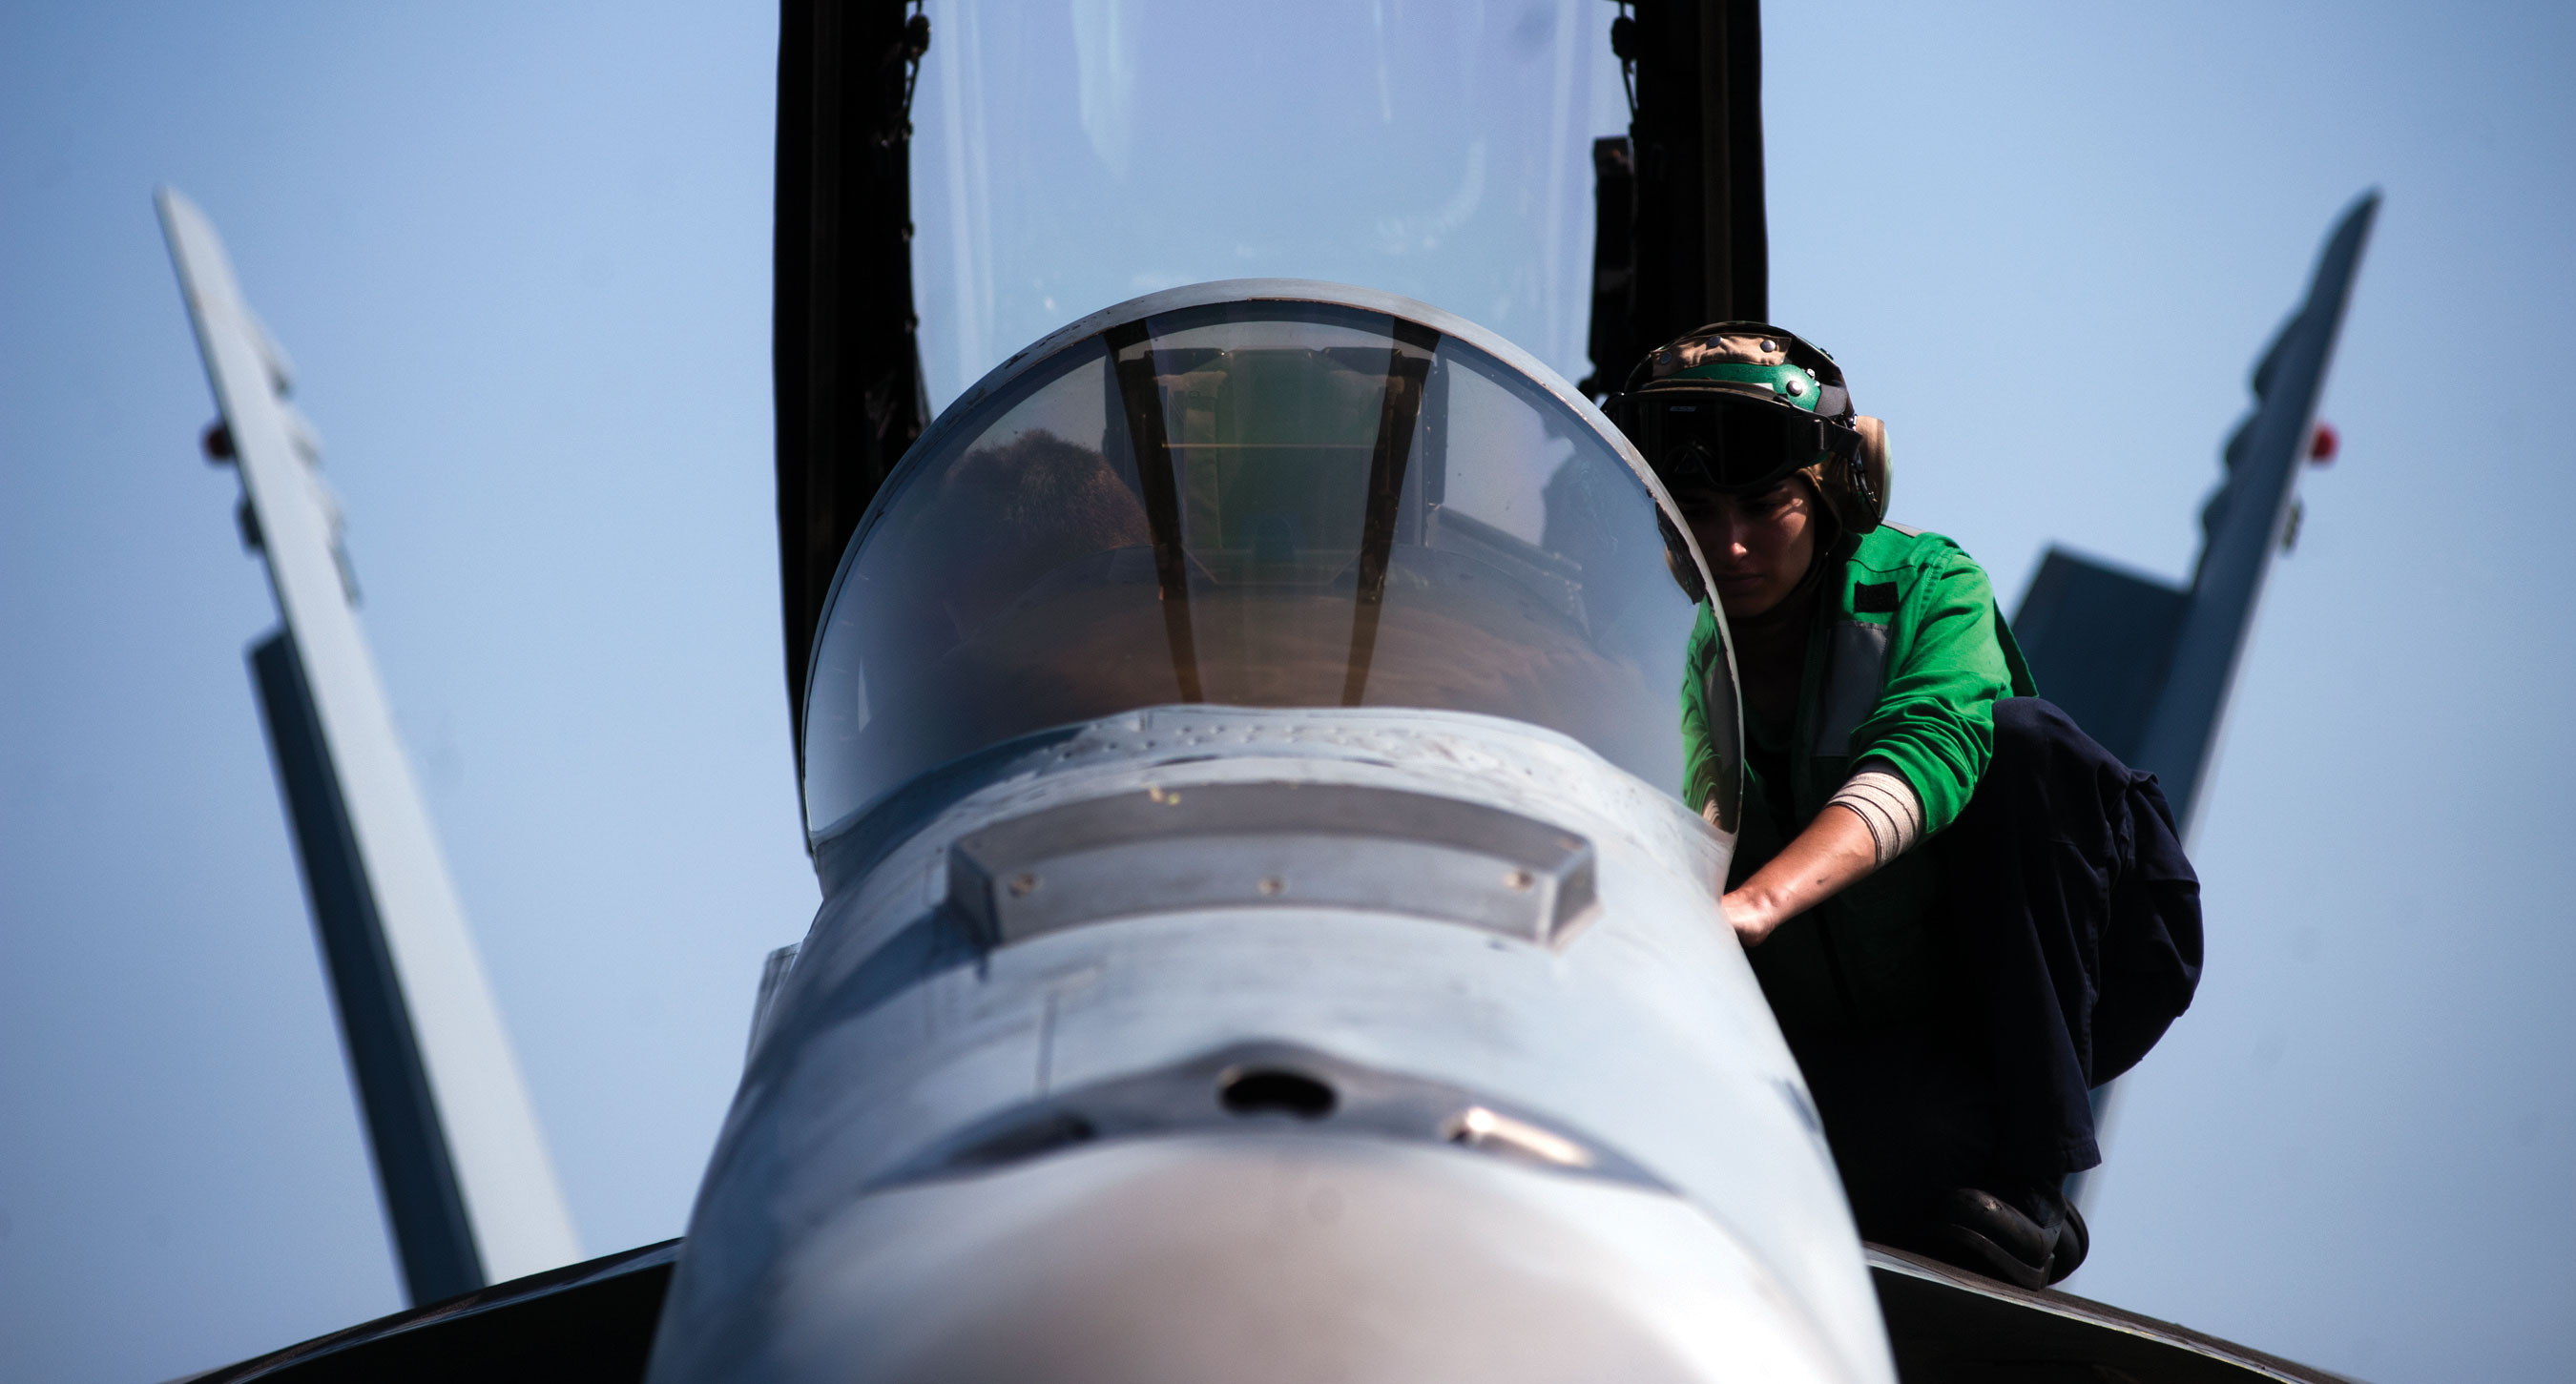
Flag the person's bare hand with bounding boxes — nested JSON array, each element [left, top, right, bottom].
[[1721, 886, 1787, 946], [1717, 804, 1880, 949]]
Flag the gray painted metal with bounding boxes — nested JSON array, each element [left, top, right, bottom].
[[159, 190, 580, 1292], [2017, 194, 2378, 837], [247, 630, 484, 1303], [2009, 193, 2370, 830], [871, 1040, 1672, 1194], [743, 944, 800, 1063], [2011, 548, 2191, 766], [652, 706, 1891, 1383], [945, 781, 1600, 948], [2136, 191, 2378, 832]]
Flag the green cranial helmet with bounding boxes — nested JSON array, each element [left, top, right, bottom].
[[1609, 322, 1892, 534]]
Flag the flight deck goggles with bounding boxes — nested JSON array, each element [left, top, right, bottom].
[[1612, 383, 1865, 496]]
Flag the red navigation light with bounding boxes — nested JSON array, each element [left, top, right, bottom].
[[2308, 421, 2338, 465]]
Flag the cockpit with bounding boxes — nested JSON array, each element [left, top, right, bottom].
[[800, 281, 1737, 841]]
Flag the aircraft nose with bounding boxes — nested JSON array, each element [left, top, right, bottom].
[[648, 1131, 1859, 1384]]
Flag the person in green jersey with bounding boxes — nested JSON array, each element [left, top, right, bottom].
[[1614, 325, 2202, 1289]]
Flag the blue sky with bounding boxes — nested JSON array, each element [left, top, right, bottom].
[[3, 4, 2571, 1381]]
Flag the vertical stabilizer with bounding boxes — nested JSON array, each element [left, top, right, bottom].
[[158, 189, 581, 1300], [2015, 193, 2378, 838], [2131, 193, 2378, 834]]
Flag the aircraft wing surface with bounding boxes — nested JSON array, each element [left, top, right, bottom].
[[172, 1237, 2358, 1384]]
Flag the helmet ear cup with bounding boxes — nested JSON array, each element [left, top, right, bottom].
[[1853, 415, 1892, 528], [1804, 416, 1891, 536]]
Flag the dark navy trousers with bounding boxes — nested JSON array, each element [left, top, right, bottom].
[[1791, 698, 2204, 1235]]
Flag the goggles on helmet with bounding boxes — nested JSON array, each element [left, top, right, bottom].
[[1613, 382, 1863, 497]]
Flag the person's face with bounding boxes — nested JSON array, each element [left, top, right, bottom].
[[1673, 475, 1821, 620]]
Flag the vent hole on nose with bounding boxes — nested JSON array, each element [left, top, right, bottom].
[[1219, 1068, 1336, 1120]]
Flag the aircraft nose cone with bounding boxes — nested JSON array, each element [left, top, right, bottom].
[[649, 1132, 1857, 1384]]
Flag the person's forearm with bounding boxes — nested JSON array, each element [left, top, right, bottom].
[[1720, 804, 1880, 945]]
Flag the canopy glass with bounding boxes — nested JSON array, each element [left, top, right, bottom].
[[803, 287, 1735, 840]]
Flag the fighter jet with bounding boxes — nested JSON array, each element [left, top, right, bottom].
[[168, 3, 2372, 1381]]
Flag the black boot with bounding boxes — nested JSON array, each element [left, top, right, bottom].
[[2046, 1194, 2088, 1284], [1997, 1177, 2089, 1285], [1925, 1185, 2057, 1289], [1924, 1176, 2088, 1289]]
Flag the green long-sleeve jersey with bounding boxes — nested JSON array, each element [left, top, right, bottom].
[[1684, 522, 2036, 1034]]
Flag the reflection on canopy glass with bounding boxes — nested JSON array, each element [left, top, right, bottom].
[[802, 294, 1731, 838]]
